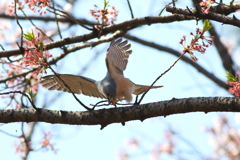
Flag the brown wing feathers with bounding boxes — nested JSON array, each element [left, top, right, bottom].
[[107, 38, 132, 71], [41, 74, 105, 99]]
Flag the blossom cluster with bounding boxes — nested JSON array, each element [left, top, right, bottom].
[[199, 0, 215, 14], [7, 1, 24, 16], [14, 137, 32, 157], [7, 0, 50, 16], [180, 24, 214, 62], [14, 131, 57, 157], [89, 4, 118, 25], [227, 81, 240, 97], [226, 71, 240, 97], [21, 31, 52, 79], [26, 0, 50, 15], [117, 129, 176, 160], [41, 131, 58, 153], [206, 114, 240, 159]]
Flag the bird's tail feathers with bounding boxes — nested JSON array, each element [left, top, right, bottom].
[[133, 84, 163, 95]]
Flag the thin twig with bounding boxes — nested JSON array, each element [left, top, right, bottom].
[[0, 44, 4, 50], [0, 129, 20, 137], [91, 100, 109, 110], [47, 64, 91, 111], [48, 6, 92, 30], [124, 34, 229, 90], [138, 53, 184, 104], [126, 0, 134, 19], [172, 0, 176, 6], [14, 2, 24, 48], [230, 0, 235, 5], [52, 1, 63, 40], [90, 102, 133, 108], [159, 0, 178, 16], [0, 91, 37, 109], [21, 10, 54, 42]]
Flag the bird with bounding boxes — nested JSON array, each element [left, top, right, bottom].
[[41, 38, 163, 105]]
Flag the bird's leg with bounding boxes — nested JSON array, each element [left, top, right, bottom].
[[134, 95, 139, 105], [91, 100, 108, 110]]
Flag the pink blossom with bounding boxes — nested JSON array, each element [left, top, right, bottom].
[[21, 31, 52, 79], [180, 27, 214, 62], [199, 0, 215, 14], [89, 5, 119, 25], [206, 114, 240, 159], [41, 131, 58, 153], [14, 137, 32, 157], [116, 149, 129, 160], [227, 81, 240, 97], [106, 6, 119, 23], [26, 0, 50, 14]]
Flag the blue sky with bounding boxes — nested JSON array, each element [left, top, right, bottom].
[[0, 0, 238, 159]]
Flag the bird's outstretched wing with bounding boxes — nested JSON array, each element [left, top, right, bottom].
[[133, 84, 163, 95], [106, 38, 132, 74], [41, 74, 106, 99]]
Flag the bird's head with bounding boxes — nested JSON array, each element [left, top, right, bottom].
[[101, 82, 116, 102], [98, 72, 117, 104]]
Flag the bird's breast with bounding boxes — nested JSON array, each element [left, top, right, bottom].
[[111, 74, 134, 102]]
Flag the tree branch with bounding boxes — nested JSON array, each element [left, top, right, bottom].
[[166, 6, 240, 27], [0, 14, 96, 26], [0, 14, 195, 58], [208, 24, 235, 75], [0, 97, 239, 129]]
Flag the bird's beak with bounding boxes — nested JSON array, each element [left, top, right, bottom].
[[108, 97, 118, 105]]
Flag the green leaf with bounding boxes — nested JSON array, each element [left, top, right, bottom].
[[39, 42, 44, 52], [27, 89, 37, 100], [225, 71, 238, 82], [23, 35, 31, 41], [33, 93, 37, 99], [23, 30, 35, 41], [103, 0, 109, 9], [203, 19, 213, 31]]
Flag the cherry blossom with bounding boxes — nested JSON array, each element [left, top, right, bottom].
[[21, 31, 52, 79], [89, 3, 119, 25], [14, 137, 32, 157], [41, 131, 58, 153], [180, 24, 214, 62], [199, 0, 215, 14], [7, 0, 50, 16]]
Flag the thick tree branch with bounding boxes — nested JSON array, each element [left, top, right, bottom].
[[0, 97, 239, 129], [193, 1, 240, 15], [124, 34, 229, 90], [0, 3, 238, 24], [208, 24, 235, 75], [166, 6, 240, 27]]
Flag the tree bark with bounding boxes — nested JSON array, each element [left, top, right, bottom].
[[1, 97, 239, 129]]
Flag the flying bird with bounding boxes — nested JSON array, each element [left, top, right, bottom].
[[41, 38, 163, 105]]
